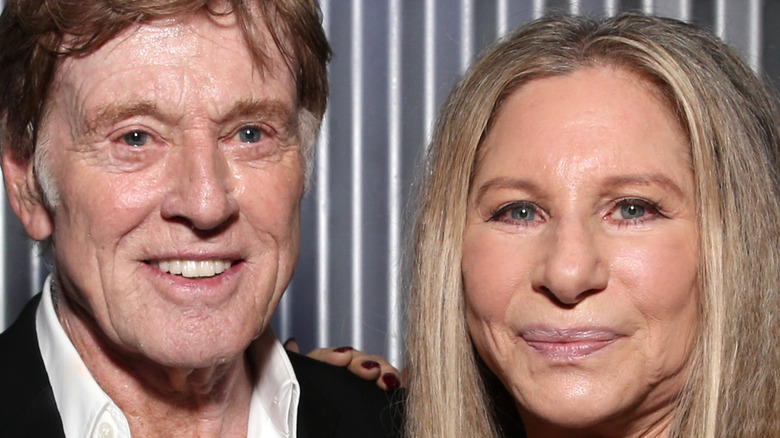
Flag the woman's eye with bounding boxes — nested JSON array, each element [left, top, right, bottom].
[[490, 201, 539, 224], [509, 204, 536, 221], [122, 131, 149, 147], [237, 126, 264, 143], [610, 199, 662, 223], [619, 203, 646, 219]]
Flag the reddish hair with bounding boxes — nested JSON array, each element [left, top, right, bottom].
[[0, 0, 331, 160]]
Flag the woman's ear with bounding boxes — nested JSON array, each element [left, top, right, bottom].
[[2, 148, 54, 241]]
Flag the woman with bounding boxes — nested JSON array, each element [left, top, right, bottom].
[[406, 13, 780, 437]]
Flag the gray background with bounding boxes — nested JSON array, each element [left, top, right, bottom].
[[1, 0, 775, 367]]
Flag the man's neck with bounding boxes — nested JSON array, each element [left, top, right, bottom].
[[56, 293, 254, 437]]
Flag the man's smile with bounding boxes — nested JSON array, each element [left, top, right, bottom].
[[149, 259, 233, 278]]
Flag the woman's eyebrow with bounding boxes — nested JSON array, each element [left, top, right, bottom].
[[600, 173, 686, 198], [472, 177, 538, 205], [471, 173, 686, 205]]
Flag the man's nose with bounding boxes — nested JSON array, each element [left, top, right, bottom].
[[161, 139, 238, 232], [531, 218, 608, 306]]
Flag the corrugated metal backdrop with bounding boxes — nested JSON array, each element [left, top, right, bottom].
[[1, 0, 775, 367]]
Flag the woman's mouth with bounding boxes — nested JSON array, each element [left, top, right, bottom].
[[520, 328, 621, 361]]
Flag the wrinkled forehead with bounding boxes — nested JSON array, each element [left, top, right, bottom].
[[56, 7, 286, 84], [45, 10, 298, 136]]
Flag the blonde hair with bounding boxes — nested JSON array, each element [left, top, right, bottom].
[[405, 12, 780, 438]]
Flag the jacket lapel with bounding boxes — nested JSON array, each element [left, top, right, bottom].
[[295, 392, 339, 438], [0, 294, 67, 437]]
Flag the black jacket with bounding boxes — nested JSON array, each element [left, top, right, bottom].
[[0, 295, 403, 437]]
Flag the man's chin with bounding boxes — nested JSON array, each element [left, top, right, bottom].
[[138, 342, 250, 371], [118, 325, 257, 370]]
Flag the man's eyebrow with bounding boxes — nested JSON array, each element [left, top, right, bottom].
[[83, 101, 163, 134], [220, 99, 296, 128], [81, 99, 296, 134]]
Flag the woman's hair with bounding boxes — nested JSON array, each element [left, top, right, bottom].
[[0, 0, 331, 177], [406, 12, 780, 437]]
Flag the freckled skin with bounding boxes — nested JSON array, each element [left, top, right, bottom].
[[10, 12, 302, 374], [462, 67, 699, 438]]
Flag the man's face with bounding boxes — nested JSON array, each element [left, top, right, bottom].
[[17, 12, 303, 368]]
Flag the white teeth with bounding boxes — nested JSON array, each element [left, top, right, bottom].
[[198, 260, 216, 277], [182, 260, 197, 277], [153, 259, 231, 278]]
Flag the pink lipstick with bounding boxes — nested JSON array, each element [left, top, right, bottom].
[[520, 328, 620, 361]]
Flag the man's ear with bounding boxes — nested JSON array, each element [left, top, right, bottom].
[[2, 148, 54, 241]]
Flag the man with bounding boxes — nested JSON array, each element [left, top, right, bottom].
[[0, 1, 400, 436]]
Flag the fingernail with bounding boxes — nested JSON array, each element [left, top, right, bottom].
[[361, 360, 380, 370], [382, 373, 401, 390], [334, 346, 354, 353]]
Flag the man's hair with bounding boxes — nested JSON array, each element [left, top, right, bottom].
[[0, 0, 331, 169], [406, 12, 780, 438]]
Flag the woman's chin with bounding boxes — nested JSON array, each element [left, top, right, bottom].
[[510, 379, 633, 432], [519, 403, 612, 431]]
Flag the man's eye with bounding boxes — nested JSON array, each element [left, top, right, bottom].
[[620, 203, 646, 219], [237, 126, 263, 143], [122, 131, 149, 147]]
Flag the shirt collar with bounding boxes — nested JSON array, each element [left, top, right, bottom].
[[36, 275, 300, 438], [246, 328, 300, 438], [36, 275, 131, 438]]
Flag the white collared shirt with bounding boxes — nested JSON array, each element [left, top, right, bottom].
[[35, 275, 300, 438]]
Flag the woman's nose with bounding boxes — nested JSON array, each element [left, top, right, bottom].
[[161, 140, 239, 232], [531, 218, 608, 306]]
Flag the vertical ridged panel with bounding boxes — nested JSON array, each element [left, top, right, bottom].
[[387, 0, 404, 367], [315, 0, 332, 351]]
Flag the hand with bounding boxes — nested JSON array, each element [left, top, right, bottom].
[[284, 338, 403, 391]]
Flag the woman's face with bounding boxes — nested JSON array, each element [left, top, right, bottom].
[[462, 67, 699, 436]]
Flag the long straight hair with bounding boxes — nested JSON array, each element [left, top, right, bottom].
[[405, 13, 780, 438]]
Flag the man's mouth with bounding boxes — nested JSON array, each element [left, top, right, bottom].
[[149, 259, 232, 278]]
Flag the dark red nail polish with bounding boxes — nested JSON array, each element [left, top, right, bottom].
[[334, 346, 354, 353], [382, 373, 401, 390], [361, 360, 380, 370]]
